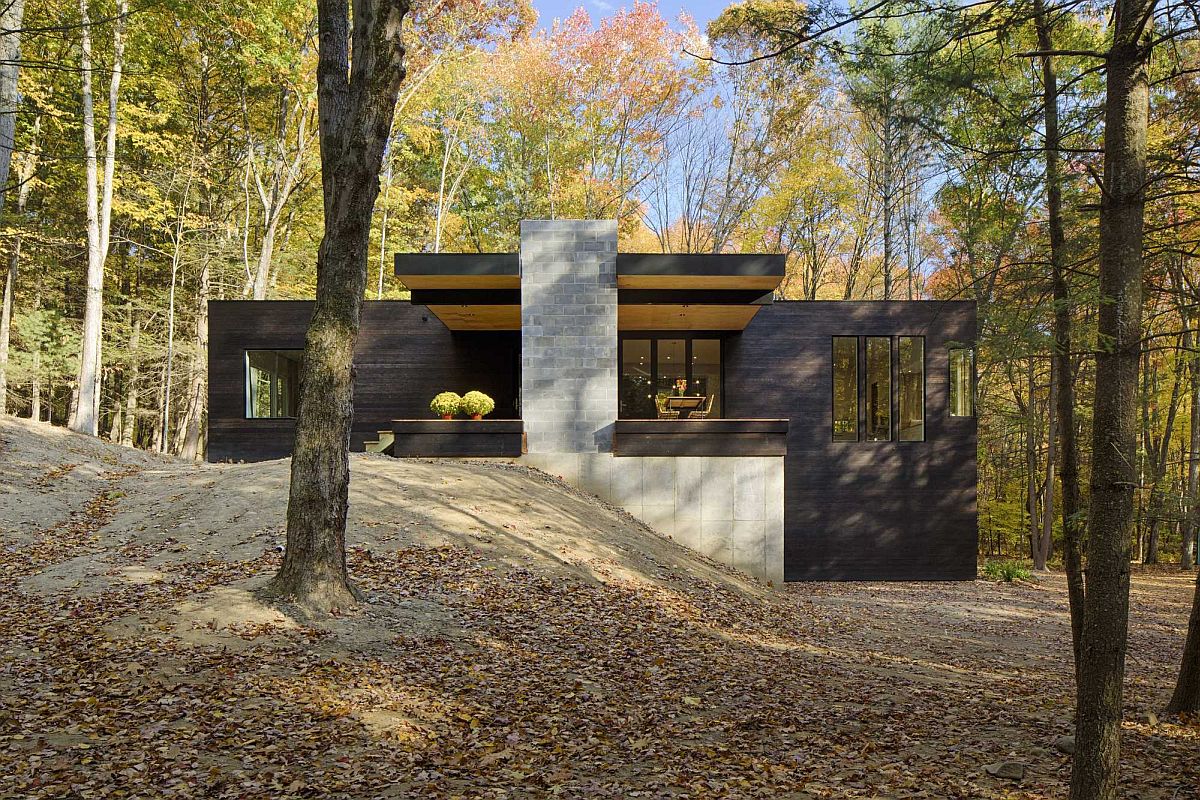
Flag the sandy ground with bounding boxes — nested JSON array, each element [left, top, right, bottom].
[[1, 416, 1197, 799]]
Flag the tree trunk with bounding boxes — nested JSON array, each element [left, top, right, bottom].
[[263, 0, 411, 612], [29, 349, 40, 421], [250, 213, 280, 300], [179, 260, 208, 461], [70, 0, 125, 436], [1028, 357, 1042, 566], [0, 241, 15, 416], [0, 0, 26, 217], [0, 0, 26, 417], [1145, 341, 1184, 565], [1069, 3, 1153, 798], [1181, 320, 1198, 569], [122, 311, 139, 447], [1039, 357, 1057, 569], [1165, 569, 1200, 713]]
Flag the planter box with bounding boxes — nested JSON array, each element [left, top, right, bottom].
[[389, 419, 524, 458], [613, 419, 788, 457]]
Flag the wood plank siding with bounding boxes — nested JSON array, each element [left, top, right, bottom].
[[208, 298, 976, 582], [208, 301, 519, 461], [725, 300, 978, 581]]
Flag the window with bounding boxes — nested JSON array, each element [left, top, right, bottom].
[[246, 350, 302, 418], [949, 347, 975, 417], [691, 339, 722, 418], [865, 337, 891, 441], [832, 337, 858, 441], [656, 339, 687, 399], [898, 337, 925, 441], [619, 339, 654, 419], [832, 335, 929, 442], [619, 336, 723, 419]]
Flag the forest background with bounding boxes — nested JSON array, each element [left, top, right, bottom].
[[0, 0, 1197, 568]]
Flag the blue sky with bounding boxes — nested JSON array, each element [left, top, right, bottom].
[[531, 0, 730, 30]]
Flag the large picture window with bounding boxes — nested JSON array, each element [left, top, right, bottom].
[[246, 350, 302, 418], [833, 335, 930, 443], [832, 337, 858, 441], [949, 347, 975, 417], [898, 337, 925, 441], [619, 336, 722, 419]]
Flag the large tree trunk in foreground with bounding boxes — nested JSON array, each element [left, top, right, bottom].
[[263, 0, 411, 612], [1069, 2, 1153, 797]]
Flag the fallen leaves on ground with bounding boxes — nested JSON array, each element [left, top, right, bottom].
[[1, 421, 1197, 798]]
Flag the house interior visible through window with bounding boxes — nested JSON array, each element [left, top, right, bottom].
[[949, 347, 975, 417], [833, 335, 926, 442], [898, 336, 925, 441], [619, 336, 722, 419], [246, 350, 302, 418], [832, 336, 858, 441], [865, 337, 892, 441]]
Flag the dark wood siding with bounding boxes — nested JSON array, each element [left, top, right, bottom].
[[208, 301, 519, 462], [725, 301, 978, 582]]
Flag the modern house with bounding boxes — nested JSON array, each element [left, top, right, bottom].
[[209, 220, 978, 583]]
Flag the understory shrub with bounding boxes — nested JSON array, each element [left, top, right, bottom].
[[982, 560, 1033, 583]]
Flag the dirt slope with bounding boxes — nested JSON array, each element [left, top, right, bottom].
[[1, 417, 1196, 799], [0, 416, 758, 600]]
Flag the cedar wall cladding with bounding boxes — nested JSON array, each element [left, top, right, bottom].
[[725, 300, 978, 582], [207, 301, 519, 462]]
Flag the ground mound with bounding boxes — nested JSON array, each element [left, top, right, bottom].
[[1, 417, 1195, 799]]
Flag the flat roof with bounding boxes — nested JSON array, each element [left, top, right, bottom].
[[393, 252, 786, 330]]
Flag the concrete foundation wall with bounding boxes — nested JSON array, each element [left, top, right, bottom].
[[520, 220, 619, 454], [522, 453, 784, 584]]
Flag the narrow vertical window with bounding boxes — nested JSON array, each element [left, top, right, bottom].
[[691, 339, 722, 417], [832, 337, 858, 441], [898, 337, 925, 441], [865, 336, 892, 441], [949, 347, 976, 417]]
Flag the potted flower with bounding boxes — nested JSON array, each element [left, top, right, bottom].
[[430, 392, 462, 420], [460, 390, 495, 420]]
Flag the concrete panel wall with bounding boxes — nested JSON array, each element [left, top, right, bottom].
[[520, 220, 619, 454], [522, 453, 785, 584]]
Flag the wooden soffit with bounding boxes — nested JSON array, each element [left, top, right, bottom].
[[618, 304, 762, 331], [426, 305, 521, 331]]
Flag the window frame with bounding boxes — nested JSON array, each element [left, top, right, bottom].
[[897, 335, 926, 442], [618, 332, 725, 420], [831, 335, 929, 444], [244, 349, 303, 420], [831, 336, 860, 442], [948, 346, 977, 418]]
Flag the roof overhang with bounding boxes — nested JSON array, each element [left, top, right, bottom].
[[394, 253, 519, 290], [394, 252, 785, 331], [616, 253, 785, 291]]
